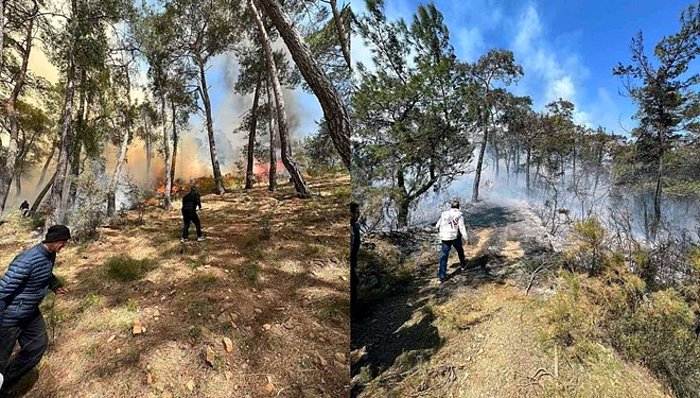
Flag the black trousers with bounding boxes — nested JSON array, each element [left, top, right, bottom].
[[0, 311, 48, 391], [182, 209, 202, 239]]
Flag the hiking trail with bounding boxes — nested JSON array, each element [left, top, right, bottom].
[[351, 199, 670, 398]]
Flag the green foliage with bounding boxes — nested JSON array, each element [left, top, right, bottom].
[[567, 218, 607, 275], [354, 0, 477, 227], [543, 257, 700, 397], [105, 256, 155, 282], [241, 262, 261, 283], [541, 272, 602, 360]]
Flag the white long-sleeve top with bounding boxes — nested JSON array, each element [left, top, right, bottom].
[[435, 208, 468, 241]]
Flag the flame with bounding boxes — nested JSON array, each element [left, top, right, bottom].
[[252, 160, 285, 181], [155, 180, 181, 196]]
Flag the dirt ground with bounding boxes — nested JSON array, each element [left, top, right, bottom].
[[0, 174, 350, 398], [351, 200, 671, 398]]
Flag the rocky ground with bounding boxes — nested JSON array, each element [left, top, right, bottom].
[[351, 199, 670, 397], [0, 174, 350, 398]]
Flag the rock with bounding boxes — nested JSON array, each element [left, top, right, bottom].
[[230, 313, 239, 322], [334, 352, 346, 362], [223, 337, 234, 353], [107, 335, 116, 344], [146, 373, 153, 385], [116, 348, 122, 354], [262, 324, 272, 331], [133, 319, 144, 335], [262, 376, 276, 395], [217, 313, 230, 324], [254, 308, 263, 314], [205, 346, 216, 366], [186, 380, 195, 391], [283, 320, 295, 330]]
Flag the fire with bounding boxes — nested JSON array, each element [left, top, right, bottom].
[[252, 160, 285, 180], [155, 180, 181, 196]]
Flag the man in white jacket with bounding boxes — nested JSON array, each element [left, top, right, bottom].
[[435, 200, 468, 282]]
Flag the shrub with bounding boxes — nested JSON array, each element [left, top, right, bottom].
[[241, 262, 260, 283], [105, 256, 155, 282], [567, 218, 607, 275]]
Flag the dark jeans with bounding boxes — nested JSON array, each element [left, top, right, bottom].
[[0, 311, 48, 391], [439, 237, 466, 281], [182, 209, 202, 239]]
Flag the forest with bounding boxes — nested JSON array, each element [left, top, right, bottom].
[[0, 0, 351, 237]]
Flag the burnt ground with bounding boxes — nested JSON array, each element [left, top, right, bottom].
[[350, 199, 668, 397]]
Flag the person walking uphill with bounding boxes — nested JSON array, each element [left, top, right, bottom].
[[181, 186, 206, 243], [435, 200, 468, 283], [0, 225, 70, 396]]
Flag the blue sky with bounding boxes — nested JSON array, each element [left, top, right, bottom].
[[350, 0, 694, 135]]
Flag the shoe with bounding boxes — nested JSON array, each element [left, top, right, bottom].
[[197, 236, 206, 242], [180, 238, 189, 243]]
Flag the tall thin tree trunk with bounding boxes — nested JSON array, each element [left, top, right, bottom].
[[162, 97, 172, 210], [267, 84, 277, 192], [107, 69, 132, 217], [525, 147, 531, 195], [246, 73, 263, 190], [45, 64, 76, 227], [68, 70, 88, 211], [472, 124, 488, 202], [196, 56, 225, 194], [37, 140, 57, 188], [0, 0, 6, 75], [171, 102, 178, 185], [251, 0, 310, 198], [145, 121, 152, 185], [0, 5, 36, 214], [652, 153, 663, 239], [255, 0, 351, 170], [329, 0, 351, 70], [31, 171, 56, 216]]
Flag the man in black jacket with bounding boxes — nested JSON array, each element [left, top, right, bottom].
[[0, 225, 70, 395], [181, 186, 205, 242]]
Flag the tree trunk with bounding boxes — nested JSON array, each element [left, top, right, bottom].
[[267, 84, 277, 192], [31, 171, 56, 216], [171, 102, 178, 185], [68, 70, 88, 211], [251, 0, 310, 198], [651, 154, 663, 239], [0, 0, 5, 75], [525, 147, 531, 195], [397, 198, 410, 229], [245, 73, 262, 190], [37, 140, 57, 188], [107, 71, 132, 217], [255, 0, 351, 170], [145, 122, 152, 185], [47, 34, 77, 228], [329, 0, 351, 70], [0, 7, 35, 214], [472, 124, 488, 202], [162, 97, 172, 210], [196, 56, 225, 194]]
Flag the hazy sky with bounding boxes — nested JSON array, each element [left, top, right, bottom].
[[350, 0, 694, 135]]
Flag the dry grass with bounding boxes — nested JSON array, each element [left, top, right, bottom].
[[356, 225, 671, 398], [0, 173, 350, 398]]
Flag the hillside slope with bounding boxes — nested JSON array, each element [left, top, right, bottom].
[[0, 174, 350, 398], [352, 200, 671, 398]]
